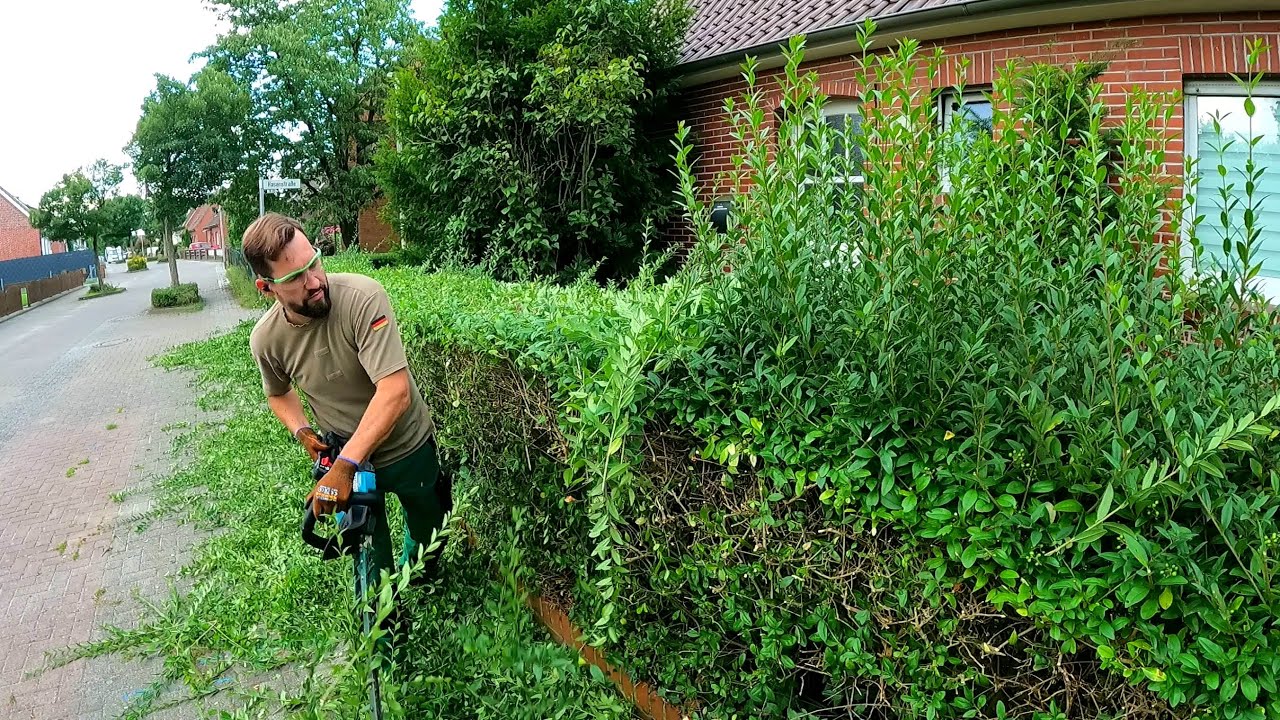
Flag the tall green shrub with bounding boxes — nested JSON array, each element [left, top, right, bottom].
[[375, 0, 692, 282]]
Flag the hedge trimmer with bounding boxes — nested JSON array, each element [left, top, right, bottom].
[[300, 431, 386, 720]]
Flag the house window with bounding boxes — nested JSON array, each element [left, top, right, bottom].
[[820, 98, 864, 185], [938, 89, 994, 187], [939, 89, 994, 142], [1183, 81, 1280, 299]]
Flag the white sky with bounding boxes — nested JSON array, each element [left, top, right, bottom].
[[0, 0, 445, 206]]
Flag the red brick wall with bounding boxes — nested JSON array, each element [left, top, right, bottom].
[[669, 11, 1280, 251], [359, 197, 398, 253], [0, 197, 42, 261]]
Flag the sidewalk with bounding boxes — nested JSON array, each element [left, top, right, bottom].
[[0, 262, 258, 718]]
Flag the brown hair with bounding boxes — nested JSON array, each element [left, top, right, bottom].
[[242, 212, 304, 279]]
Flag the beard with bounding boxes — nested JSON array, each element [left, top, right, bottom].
[[289, 285, 332, 319]]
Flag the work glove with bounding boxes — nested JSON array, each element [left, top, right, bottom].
[[307, 460, 356, 517], [295, 426, 329, 462]]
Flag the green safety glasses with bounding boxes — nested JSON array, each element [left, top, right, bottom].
[[267, 248, 322, 284]]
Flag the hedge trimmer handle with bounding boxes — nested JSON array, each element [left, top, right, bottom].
[[301, 492, 385, 559], [301, 430, 383, 560]]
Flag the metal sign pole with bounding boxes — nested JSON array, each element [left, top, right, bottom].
[[258, 177, 266, 217]]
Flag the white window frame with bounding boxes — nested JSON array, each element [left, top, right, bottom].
[[937, 88, 994, 191], [1182, 80, 1280, 300], [816, 98, 864, 186], [938, 89, 993, 133]]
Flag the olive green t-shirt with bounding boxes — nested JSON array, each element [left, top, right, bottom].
[[249, 273, 434, 468]]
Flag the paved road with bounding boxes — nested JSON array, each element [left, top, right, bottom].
[[0, 260, 259, 718]]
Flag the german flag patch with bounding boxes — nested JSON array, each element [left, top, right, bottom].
[[370, 315, 389, 332]]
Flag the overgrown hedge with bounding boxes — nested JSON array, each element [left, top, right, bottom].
[[335, 33, 1280, 720]]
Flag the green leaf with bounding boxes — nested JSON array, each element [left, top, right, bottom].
[[1123, 583, 1150, 606], [1221, 675, 1238, 703], [961, 544, 980, 568], [1241, 675, 1259, 702], [1123, 532, 1149, 566], [1198, 637, 1228, 664], [1122, 409, 1138, 434], [1159, 588, 1173, 610], [1055, 499, 1083, 513], [1097, 484, 1114, 520], [1075, 524, 1107, 545]]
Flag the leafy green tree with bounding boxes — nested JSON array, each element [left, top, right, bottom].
[[30, 160, 123, 291], [376, 0, 691, 281], [201, 0, 421, 250], [101, 195, 151, 252], [128, 67, 251, 287]]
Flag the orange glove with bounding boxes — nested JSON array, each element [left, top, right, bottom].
[[307, 459, 356, 516], [295, 427, 329, 462]]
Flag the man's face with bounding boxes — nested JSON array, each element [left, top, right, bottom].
[[258, 233, 331, 319]]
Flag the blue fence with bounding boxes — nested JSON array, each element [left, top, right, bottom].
[[0, 250, 98, 290]]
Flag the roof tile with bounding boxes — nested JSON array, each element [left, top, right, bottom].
[[681, 0, 975, 64]]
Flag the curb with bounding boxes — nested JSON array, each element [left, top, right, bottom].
[[525, 594, 691, 720], [0, 284, 85, 325], [461, 524, 692, 720]]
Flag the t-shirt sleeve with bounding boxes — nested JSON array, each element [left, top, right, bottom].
[[250, 331, 292, 396], [353, 286, 410, 384]]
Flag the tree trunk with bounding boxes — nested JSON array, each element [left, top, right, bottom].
[[339, 216, 357, 253], [164, 217, 180, 287], [91, 237, 104, 291]]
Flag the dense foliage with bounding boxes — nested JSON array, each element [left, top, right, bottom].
[[201, 0, 422, 249], [30, 160, 125, 292], [150, 282, 201, 308], [128, 68, 251, 287], [337, 34, 1280, 720], [374, 0, 692, 281]]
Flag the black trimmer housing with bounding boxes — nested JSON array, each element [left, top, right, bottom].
[[300, 431, 383, 560]]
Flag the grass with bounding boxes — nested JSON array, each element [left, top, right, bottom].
[[80, 284, 125, 300], [48, 320, 635, 719], [226, 265, 270, 310], [66, 467, 76, 478], [106, 423, 118, 430]]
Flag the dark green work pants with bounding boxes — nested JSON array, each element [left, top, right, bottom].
[[369, 437, 452, 583]]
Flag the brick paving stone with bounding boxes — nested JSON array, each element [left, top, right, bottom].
[[0, 261, 259, 719]]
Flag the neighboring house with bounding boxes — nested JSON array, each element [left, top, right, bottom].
[[0, 184, 63, 261], [183, 204, 226, 253], [670, 1, 1280, 292], [358, 196, 397, 253]]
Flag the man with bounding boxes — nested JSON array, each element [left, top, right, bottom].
[[244, 212, 449, 585]]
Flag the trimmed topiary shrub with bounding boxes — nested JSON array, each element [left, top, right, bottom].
[[151, 282, 200, 308]]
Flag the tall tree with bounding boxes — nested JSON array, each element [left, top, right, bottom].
[[101, 195, 152, 252], [30, 161, 123, 291], [201, 0, 421, 250], [128, 67, 251, 287]]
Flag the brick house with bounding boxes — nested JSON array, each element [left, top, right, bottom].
[[0, 184, 61, 261], [671, 1, 1280, 292], [358, 196, 397, 253], [182, 204, 225, 253]]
